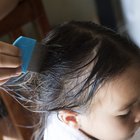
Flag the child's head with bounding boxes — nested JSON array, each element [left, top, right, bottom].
[[5, 21, 140, 140]]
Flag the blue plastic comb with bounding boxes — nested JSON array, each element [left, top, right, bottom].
[[13, 36, 46, 73]]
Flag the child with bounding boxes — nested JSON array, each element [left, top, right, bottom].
[[1, 21, 140, 140]]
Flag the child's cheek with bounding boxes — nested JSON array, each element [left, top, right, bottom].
[[114, 116, 135, 136]]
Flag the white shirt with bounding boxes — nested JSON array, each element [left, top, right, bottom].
[[44, 113, 91, 140]]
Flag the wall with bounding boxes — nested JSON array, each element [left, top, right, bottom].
[[42, 0, 99, 26]]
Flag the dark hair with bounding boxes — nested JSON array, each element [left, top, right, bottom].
[[3, 21, 140, 140]]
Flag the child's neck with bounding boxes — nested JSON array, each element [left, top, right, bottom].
[[79, 128, 99, 140]]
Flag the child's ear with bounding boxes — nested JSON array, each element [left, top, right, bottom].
[[58, 110, 80, 129]]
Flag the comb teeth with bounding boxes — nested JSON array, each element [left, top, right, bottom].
[[13, 36, 47, 73], [28, 43, 47, 72]]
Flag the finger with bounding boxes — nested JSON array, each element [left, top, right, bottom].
[[0, 41, 21, 57], [15, 66, 22, 74], [0, 68, 22, 80], [0, 54, 21, 68]]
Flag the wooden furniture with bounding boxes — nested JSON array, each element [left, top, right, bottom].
[[0, 0, 19, 20], [0, 0, 50, 41], [0, 0, 50, 139], [0, 90, 34, 140]]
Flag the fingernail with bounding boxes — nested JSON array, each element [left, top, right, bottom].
[[12, 72, 22, 78], [16, 67, 22, 74], [15, 72, 22, 76]]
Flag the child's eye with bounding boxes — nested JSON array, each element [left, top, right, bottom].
[[119, 110, 131, 118]]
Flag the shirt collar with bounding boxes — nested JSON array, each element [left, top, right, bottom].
[[44, 112, 91, 140]]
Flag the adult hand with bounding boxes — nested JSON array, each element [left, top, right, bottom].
[[0, 41, 22, 85]]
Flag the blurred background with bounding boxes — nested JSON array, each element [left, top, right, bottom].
[[0, 0, 139, 140], [0, 0, 129, 43]]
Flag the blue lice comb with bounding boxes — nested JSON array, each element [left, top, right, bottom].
[[13, 36, 47, 73]]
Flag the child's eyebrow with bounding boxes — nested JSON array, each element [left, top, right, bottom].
[[119, 98, 138, 111]]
